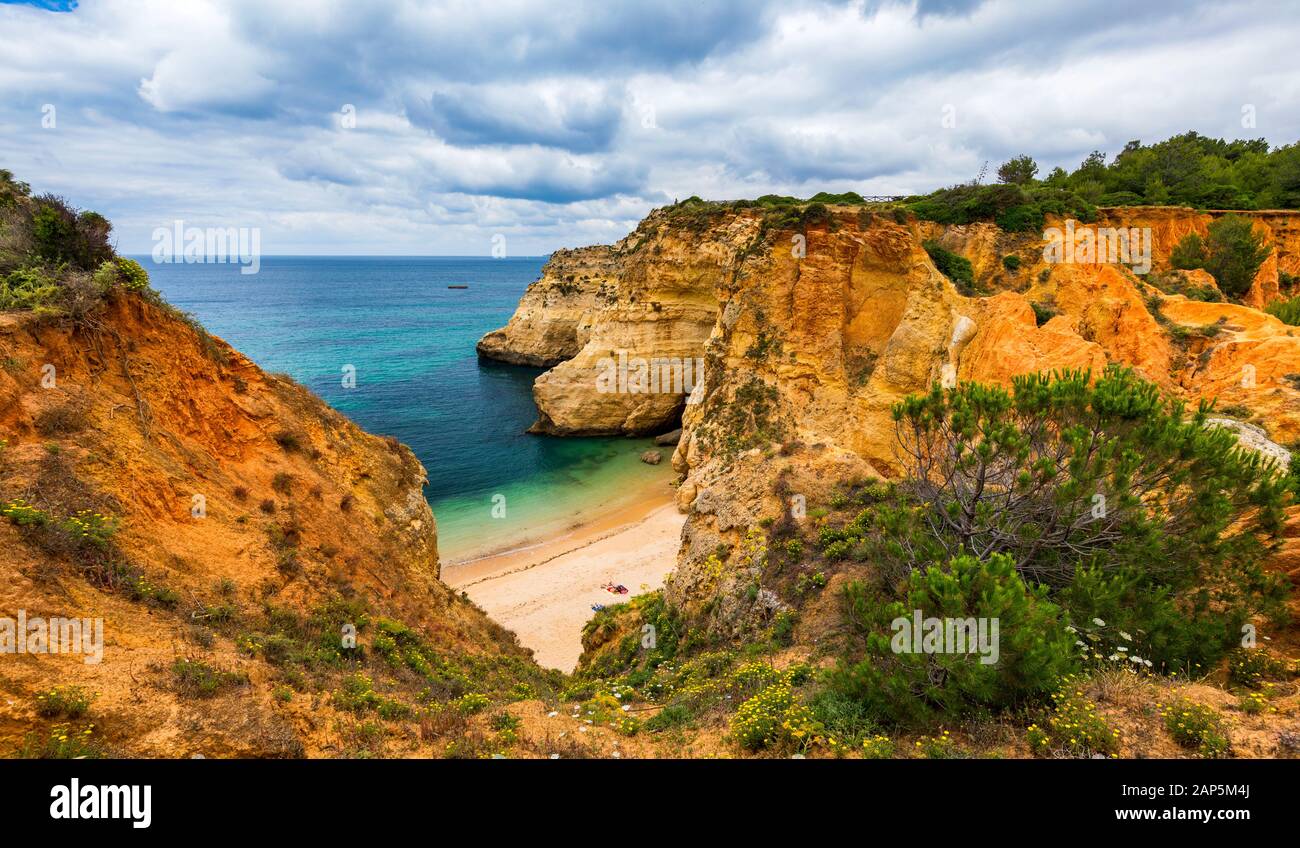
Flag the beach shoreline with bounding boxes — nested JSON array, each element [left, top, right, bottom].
[[442, 485, 685, 672], [429, 439, 679, 567]]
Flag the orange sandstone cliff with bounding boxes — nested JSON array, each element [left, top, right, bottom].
[[0, 291, 554, 758], [479, 204, 1300, 637]]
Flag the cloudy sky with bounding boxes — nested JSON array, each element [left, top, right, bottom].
[[2, 0, 1298, 255]]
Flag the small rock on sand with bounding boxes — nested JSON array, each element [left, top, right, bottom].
[[640, 449, 663, 465]]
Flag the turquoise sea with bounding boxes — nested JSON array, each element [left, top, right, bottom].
[[138, 256, 674, 563]]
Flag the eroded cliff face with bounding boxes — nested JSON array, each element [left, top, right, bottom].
[[476, 245, 620, 367], [484, 203, 1300, 637], [0, 292, 545, 757], [479, 209, 754, 434]]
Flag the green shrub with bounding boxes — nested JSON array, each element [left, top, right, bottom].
[[922, 239, 976, 294], [995, 204, 1045, 233], [882, 367, 1290, 670], [93, 258, 151, 293], [376, 699, 414, 721], [1147, 270, 1223, 302], [580, 589, 687, 679], [1205, 215, 1273, 298], [1160, 698, 1230, 758], [730, 678, 821, 751], [1170, 232, 1207, 270], [913, 731, 960, 759], [489, 711, 521, 733], [0, 498, 51, 527], [1265, 294, 1300, 326], [1030, 301, 1057, 326], [831, 553, 1075, 726], [1026, 678, 1120, 758], [1074, 134, 1291, 210], [259, 634, 297, 665], [1002, 254, 1022, 271], [908, 183, 1095, 233], [335, 673, 381, 713], [0, 168, 30, 208], [645, 703, 693, 731], [1238, 690, 1270, 714], [58, 510, 118, 549], [21, 723, 105, 759], [1098, 190, 1145, 206], [861, 735, 894, 758], [1171, 216, 1272, 300], [34, 686, 94, 719], [455, 692, 490, 714], [807, 688, 880, 748], [1227, 648, 1293, 689], [800, 202, 832, 227], [0, 267, 61, 311], [725, 659, 784, 699], [1061, 569, 1238, 674], [30, 195, 113, 271], [997, 156, 1038, 186], [820, 538, 852, 561], [807, 191, 866, 205], [0, 170, 163, 320], [3, 497, 131, 584], [910, 183, 1023, 226], [770, 610, 797, 646], [173, 658, 248, 698]]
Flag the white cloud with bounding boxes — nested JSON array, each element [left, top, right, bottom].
[[139, 40, 275, 114], [0, 0, 1296, 254]]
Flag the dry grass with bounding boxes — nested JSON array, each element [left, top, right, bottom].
[[1090, 666, 1156, 709], [33, 400, 89, 436], [522, 729, 600, 760]]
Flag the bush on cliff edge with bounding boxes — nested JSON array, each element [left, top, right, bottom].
[[826, 367, 1288, 679], [1170, 214, 1273, 300], [0, 168, 154, 318]]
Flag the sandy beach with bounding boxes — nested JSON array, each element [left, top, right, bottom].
[[443, 491, 685, 672]]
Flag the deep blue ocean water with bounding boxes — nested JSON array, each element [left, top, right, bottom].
[[137, 256, 672, 562]]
